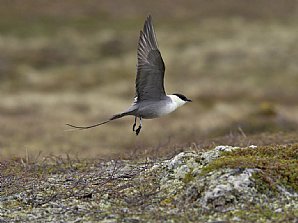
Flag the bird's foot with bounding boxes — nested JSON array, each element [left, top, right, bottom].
[[135, 126, 142, 135]]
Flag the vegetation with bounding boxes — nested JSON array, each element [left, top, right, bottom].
[[201, 144, 298, 191], [0, 0, 297, 159], [1, 142, 297, 222], [0, 1, 297, 222]]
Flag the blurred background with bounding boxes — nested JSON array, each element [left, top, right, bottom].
[[0, 0, 297, 159]]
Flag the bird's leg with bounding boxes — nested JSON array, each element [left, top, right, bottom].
[[132, 116, 137, 132], [135, 117, 142, 136]]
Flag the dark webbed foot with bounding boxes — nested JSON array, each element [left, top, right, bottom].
[[135, 125, 142, 135], [135, 117, 142, 136]]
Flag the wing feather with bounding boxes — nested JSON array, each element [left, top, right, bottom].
[[135, 15, 166, 101]]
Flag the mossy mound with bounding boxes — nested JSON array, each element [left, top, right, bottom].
[[0, 144, 297, 222], [202, 144, 298, 192]]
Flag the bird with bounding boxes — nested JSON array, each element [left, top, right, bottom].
[[66, 15, 192, 136]]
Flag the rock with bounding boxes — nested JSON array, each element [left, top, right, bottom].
[[1, 144, 297, 222]]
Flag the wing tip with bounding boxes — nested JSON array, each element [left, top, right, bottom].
[[147, 14, 152, 22], [144, 14, 153, 30], [139, 14, 158, 50]]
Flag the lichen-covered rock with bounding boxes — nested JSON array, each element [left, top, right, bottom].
[[0, 144, 297, 222]]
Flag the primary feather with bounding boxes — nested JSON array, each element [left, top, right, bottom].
[[136, 15, 166, 102]]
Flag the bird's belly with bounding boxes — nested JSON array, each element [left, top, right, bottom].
[[138, 103, 177, 119]]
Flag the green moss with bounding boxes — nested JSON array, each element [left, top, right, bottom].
[[201, 144, 298, 191], [226, 206, 298, 222], [3, 199, 23, 209], [251, 172, 279, 195], [160, 197, 174, 206], [182, 169, 195, 184]]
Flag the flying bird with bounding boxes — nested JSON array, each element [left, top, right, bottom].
[[67, 15, 192, 135]]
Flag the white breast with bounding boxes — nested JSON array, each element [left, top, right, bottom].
[[157, 95, 186, 116], [158, 101, 178, 116]]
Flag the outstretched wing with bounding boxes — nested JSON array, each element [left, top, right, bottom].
[[136, 15, 166, 101]]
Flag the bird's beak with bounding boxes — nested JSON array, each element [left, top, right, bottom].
[[187, 99, 192, 102]]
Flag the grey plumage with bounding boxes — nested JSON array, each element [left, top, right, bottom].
[[66, 15, 191, 135], [136, 15, 166, 101]]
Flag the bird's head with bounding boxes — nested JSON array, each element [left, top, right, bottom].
[[170, 93, 192, 107]]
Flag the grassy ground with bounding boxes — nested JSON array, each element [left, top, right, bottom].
[[0, 1, 297, 159], [1, 142, 297, 222]]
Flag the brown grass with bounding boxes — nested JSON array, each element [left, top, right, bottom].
[[0, 1, 297, 159]]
